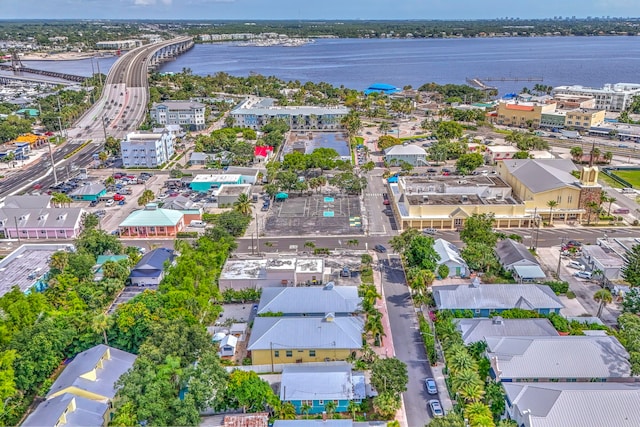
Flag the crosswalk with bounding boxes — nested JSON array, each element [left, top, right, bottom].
[[365, 192, 386, 197]]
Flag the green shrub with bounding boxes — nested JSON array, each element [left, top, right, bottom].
[[222, 288, 262, 303], [544, 280, 569, 295], [547, 312, 570, 332], [566, 290, 576, 299], [176, 231, 199, 238]]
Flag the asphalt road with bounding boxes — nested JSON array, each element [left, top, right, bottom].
[[380, 254, 432, 426], [0, 38, 191, 200]]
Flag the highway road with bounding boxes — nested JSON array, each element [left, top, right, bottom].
[[0, 37, 191, 200]]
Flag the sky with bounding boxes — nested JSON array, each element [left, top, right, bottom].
[[4, 0, 639, 20]]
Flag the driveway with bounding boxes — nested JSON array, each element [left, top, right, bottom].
[[379, 254, 433, 426]]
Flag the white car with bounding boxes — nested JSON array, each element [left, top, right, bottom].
[[105, 199, 115, 207]]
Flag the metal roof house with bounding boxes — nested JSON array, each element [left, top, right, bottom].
[[364, 83, 400, 95], [433, 280, 564, 317], [495, 238, 546, 283], [455, 317, 558, 345], [0, 206, 84, 240], [22, 393, 109, 427], [433, 238, 469, 278], [487, 335, 632, 382], [128, 247, 175, 287], [247, 315, 363, 365], [280, 363, 365, 415], [257, 285, 361, 316], [69, 182, 107, 202], [25, 344, 137, 425], [384, 143, 428, 167], [503, 382, 640, 427], [118, 203, 185, 238], [274, 421, 358, 427]]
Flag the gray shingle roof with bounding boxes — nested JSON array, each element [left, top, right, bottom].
[[433, 283, 564, 311], [455, 318, 558, 345], [47, 344, 137, 400], [129, 248, 174, 278], [501, 159, 578, 193], [3, 195, 51, 209], [487, 336, 631, 380], [503, 382, 640, 427], [22, 393, 109, 427], [0, 207, 84, 230], [247, 316, 363, 351], [495, 238, 539, 267], [257, 286, 362, 315], [280, 363, 354, 401]]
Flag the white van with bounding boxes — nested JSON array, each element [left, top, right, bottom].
[[575, 271, 592, 279], [190, 220, 206, 228], [622, 188, 636, 194]]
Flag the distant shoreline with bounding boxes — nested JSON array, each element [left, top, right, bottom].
[[19, 51, 118, 62]]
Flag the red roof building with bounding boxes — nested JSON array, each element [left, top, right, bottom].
[[254, 146, 274, 160]]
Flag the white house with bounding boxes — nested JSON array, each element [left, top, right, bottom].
[[384, 143, 427, 166], [150, 100, 206, 131], [433, 238, 469, 277]]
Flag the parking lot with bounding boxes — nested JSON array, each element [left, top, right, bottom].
[[264, 193, 363, 236]]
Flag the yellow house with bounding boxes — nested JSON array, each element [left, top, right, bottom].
[[497, 159, 601, 223], [495, 101, 557, 128], [565, 108, 606, 129], [247, 315, 363, 366], [389, 175, 533, 230], [22, 345, 137, 427]]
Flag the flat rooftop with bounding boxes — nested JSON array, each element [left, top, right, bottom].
[[401, 175, 510, 188], [295, 258, 324, 274], [405, 193, 518, 206], [191, 174, 242, 183], [0, 244, 73, 296], [221, 259, 267, 280], [267, 257, 297, 270], [218, 184, 251, 196]]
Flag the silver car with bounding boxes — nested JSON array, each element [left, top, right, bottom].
[[428, 399, 444, 417], [425, 378, 438, 395]]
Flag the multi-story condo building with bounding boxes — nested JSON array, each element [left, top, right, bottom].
[[150, 100, 206, 131], [230, 97, 349, 130], [552, 83, 640, 111], [95, 40, 142, 50], [120, 130, 175, 168]]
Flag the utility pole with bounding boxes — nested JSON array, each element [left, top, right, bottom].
[[47, 136, 58, 185], [14, 216, 21, 244], [533, 207, 540, 250], [255, 211, 260, 256], [556, 236, 567, 277], [102, 117, 108, 142]]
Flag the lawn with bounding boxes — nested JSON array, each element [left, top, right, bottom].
[[610, 170, 640, 188], [598, 173, 624, 189]]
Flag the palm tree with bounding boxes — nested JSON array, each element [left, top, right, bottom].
[[304, 241, 316, 251], [49, 250, 69, 273], [591, 147, 601, 164], [378, 121, 391, 135], [324, 401, 337, 418], [91, 313, 110, 345], [547, 200, 558, 225], [446, 345, 477, 374], [603, 151, 613, 164], [275, 402, 296, 420], [607, 197, 617, 216], [585, 200, 600, 225], [458, 382, 485, 404], [594, 289, 612, 318], [347, 401, 360, 420], [570, 146, 583, 162], [300, 403, 312, 419], [347, 239, 359, 248], [233, 193, 253, 216], [451, 368, 482, 394]]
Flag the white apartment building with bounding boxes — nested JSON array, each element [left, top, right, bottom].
[[230, 97, 349, 130], [552, 83, 640, 112], [150, 100, 206, 131], [120, 130, 175, 169]]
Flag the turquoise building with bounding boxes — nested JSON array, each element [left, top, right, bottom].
[[69, 183, 107, 202], [280, 363, 365, 415], [189, 174, 242, 193]]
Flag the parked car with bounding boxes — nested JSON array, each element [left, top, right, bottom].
[[567, 261, 585, 270], [105, 199, 115, 207], [428, 400, 444, 418], [423, 228, 438, 235], [566, 240, 582, 248], [575, 271, 593, 279], [374, 244, 387, 253], [383, 199, 390, 205], [89, 200, 99, 207], [425, 378, 438, 395]]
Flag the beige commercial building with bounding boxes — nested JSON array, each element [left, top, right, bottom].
[[495, 101, 557, 128]]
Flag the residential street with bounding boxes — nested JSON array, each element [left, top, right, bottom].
[[379, 253, 432, 426]]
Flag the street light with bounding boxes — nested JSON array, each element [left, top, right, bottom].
[[556, 236, 568, 277]]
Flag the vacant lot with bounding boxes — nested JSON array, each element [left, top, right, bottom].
[[611, 170, 640, 188]]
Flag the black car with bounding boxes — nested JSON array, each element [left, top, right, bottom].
[[89, 200, 99, 207], [427, 168, 437, 173], [374, 244, 387, 253]]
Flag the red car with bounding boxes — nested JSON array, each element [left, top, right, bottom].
[[383, 199, 390, 205], [113, 194, 125, 201], [114, 173, 124, 179]]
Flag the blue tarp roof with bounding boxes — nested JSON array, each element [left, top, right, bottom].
[[364, 83, 400, 95]]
